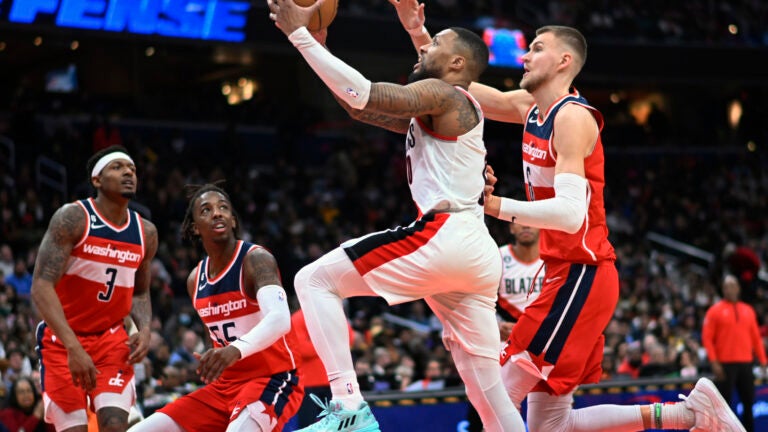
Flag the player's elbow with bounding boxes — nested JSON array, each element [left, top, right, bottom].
[[272, 312, 291, 337]]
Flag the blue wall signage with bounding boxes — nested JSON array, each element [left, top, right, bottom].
[[1, 0, 251, 42]]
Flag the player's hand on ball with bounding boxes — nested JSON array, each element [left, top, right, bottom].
[[268, 0, 326, 35]]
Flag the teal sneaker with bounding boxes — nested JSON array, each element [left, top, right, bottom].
[[297, 393, 381, 432]]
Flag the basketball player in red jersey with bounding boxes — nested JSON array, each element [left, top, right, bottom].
[[392, 1, 745, 430], [129, 183, 303, 432], [31, 145, 157, 432], [269, 1, 524, 431]]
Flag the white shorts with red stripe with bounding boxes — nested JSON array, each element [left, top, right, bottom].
[[342, 210, 502, 359]]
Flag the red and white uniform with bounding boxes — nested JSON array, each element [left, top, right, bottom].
[[158, 240, 303, 431], [342, 88, 502, 360], [502, 91, 619, 395], [497, 245, 543, 321], [38, 197, 146, 412]]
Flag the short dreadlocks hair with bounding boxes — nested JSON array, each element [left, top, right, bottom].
[[180, 181, 241, 242]]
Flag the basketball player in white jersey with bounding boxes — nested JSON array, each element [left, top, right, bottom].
[[392, 1, 745, 431], [269, 1, 524, 431]]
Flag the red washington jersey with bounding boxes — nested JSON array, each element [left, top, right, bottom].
[[521, 90, 616, 264], [55, 198, 146, 334], [193, 241, 299, 378]]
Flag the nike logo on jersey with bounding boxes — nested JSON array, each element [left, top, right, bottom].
[[109, 326, 120, 334], [90, 215, 107, 230], [545, 276, 563, 284]]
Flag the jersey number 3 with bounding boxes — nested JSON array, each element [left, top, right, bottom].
[[98, 267, 118, 301]]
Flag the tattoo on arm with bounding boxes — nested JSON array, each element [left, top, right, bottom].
[[332, 92, 410, 133], [368, 80, 454, 118], [243, 248, 282, 299], [132, 219, 158, 330], [33, 204, 85, 283]]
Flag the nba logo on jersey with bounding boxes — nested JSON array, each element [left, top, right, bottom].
[[346, 382, 354, 394]]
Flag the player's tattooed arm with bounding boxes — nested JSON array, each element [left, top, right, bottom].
[[243, 247, 283, 299], [33, 204, 85, 284], [129, 219, 156, 364], [131, 219, 157, 330], [368, 79, 479, 136], [31, 204, 86, 352], [332, 92, 410, 133]]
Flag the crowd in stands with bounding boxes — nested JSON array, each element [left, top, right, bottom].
[[336, 0, 768, 46], [1, 6, 767, 416]]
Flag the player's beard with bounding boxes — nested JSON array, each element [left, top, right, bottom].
[[122, 192, 136, 199], [408, 63, 437, 84], [520, 73, 544, 94]]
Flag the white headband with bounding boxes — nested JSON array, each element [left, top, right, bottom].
[[91, 152, 134, 178]]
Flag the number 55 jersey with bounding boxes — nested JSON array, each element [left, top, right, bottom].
[[193, 240, 300, 377]]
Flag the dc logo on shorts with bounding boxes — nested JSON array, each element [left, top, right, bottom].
[[108, 372, 125, 387], [346, 382, 354, 394], [345, 88, 359, 98]]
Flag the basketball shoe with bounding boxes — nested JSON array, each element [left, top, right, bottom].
[[297, 394, 381, 432], [680, 377, 746, 431]]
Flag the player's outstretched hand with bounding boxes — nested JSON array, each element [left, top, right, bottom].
[[67, 345, 100, 391], [268, 0, 325, 36], [388, 0, 425, 33], [194, 346, 241, 384], [127, 327, 151, 364]]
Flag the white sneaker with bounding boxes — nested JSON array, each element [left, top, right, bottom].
[[680, 377, 746, 432]]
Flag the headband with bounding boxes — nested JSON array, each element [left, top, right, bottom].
[[91, 152, 134, 178]]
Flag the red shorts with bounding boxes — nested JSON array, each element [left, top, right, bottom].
[[159, 369, 303, 432], [501, 260, 618, 395], [37, 322, 134, 413]]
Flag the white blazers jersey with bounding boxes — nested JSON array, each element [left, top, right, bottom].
[[405, 86, 486, 218], [497, 245, 543, 321]]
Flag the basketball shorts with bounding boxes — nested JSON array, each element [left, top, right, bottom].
[[501, 260, 619, 395], [37, 321, 134, 413], [158, 369, 303, 432], [342, 211, 502, 359]]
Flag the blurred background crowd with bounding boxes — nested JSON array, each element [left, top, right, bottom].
[[0, 0, 767, 420]]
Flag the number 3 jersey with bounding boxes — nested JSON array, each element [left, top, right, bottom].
[[56, 198, 146, 334], [192, 240, 300, 377]]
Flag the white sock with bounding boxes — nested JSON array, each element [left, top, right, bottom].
[[528, 392, 645, 432], [329, 371, 363, 410]]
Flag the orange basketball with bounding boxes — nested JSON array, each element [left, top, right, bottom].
[[293, 0, 338, 31]]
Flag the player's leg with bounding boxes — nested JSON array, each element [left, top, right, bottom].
[[43, 395, 89, 432], [294, 247, 376, 410], [38, 323, 91, 432], [446, 339, 525, 432], [93, 384, 134, 432], [127, 412, 184, 432], [733, 363, 755, 430], [427, 289, 524, 432], [527, 391, 645, 432]]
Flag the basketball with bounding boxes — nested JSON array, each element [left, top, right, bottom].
[[293, 0, 338, 31]]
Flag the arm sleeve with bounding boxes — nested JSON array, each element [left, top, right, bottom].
[[230, 285, 291, 358], [288, 27, 371, 110], [498, 173, 587, 234]]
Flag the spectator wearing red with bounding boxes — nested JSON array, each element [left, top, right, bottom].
[[702, 274, 767, 432]]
